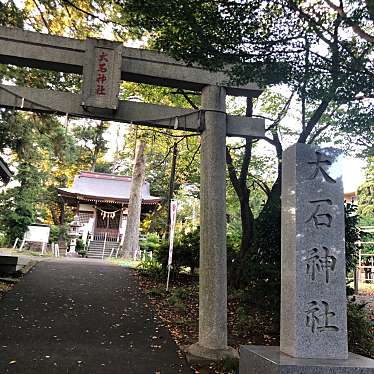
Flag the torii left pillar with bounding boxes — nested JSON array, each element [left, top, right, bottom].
[[186, 85, 238, 362]]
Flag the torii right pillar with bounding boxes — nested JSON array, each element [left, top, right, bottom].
[[186, 85, 238, 362]]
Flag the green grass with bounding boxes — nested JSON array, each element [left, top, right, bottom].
[[108, 258, 140, 268], [0, 247, 52, 257]]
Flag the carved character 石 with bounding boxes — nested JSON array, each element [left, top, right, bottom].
[[305, 199, 333, 228]]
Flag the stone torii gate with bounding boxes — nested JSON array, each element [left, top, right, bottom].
[[0, 27, 265, 361]]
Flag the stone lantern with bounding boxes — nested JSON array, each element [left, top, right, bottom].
[[68, 215, 81, 253]]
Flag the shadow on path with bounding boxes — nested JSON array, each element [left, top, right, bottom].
[[0, 259, 192, 373]]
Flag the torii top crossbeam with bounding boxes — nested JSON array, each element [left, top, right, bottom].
[[0, 27, 265, 138], [0, 27, 262, 97]]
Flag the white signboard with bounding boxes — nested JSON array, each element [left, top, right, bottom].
[[168, 200, 178, 266], [24, 224, 50, 243], [166, 200, 178, 291]]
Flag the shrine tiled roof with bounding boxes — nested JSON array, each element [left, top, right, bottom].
[[57, 171, 161, 205]]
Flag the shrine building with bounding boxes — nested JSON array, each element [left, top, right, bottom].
[[57, 171, 161, 258]]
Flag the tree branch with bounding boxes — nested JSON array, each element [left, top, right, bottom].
[[239, 98, 254, 185], [324, 0, 374, 43], [266, 90, 295, 134], [178, 89, 199, 110], [250, 174, 271, 197], [307, 123, 331, 144], [298, 100, 330, 143], [186, 144, 201, 170], [226, 146, 241, 197], [32, 0, 50, 32], [61, 0, 120, 25]]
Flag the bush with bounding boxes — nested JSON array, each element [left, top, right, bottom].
[[49, 225, 59, 243], [345, 203, 361, 273], [49, 224, 69, 245], [153, 227, 241, 277], [0, 232, 7, 247], [137, 257, 164, 279], [75, 239, 86, 257], [227, 231, 241, 280], [140, 232, 161, 253], [155, 228, 199, 274], [347, 299, 374, 358]]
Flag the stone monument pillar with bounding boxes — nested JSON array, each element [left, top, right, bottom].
[[280, 144, 348, 359], [239, 144, 374, 373], [185, 85, 237, 362]]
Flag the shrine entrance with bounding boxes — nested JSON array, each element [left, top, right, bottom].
[[0, 26, 265, 361]]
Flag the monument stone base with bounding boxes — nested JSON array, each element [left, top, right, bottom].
[[239, 346, 374, 374], [183, 343, 239, 364]]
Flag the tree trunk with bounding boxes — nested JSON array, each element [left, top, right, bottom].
[[238, 189, 254, 259], [231, 187, 255, 287], [50, 207, 59, 225], [122, 138, 146, 258], [226, 98, 256, 286], [58, 197, 65, 225]]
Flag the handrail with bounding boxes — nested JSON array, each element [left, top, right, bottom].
[[102, 232, 107, 260], [354, 248, 374, 292]]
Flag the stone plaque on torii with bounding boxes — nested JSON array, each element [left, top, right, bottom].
[[0, 26, 265, 362]]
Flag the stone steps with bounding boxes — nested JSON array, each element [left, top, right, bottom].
[[87, 240, 120, 259]]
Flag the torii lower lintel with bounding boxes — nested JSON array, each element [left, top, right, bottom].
[[0, 85, 265, 138]]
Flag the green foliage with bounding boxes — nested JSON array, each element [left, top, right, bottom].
[[117, 0, 374, 101], [167, 288, 187, 312], [0, 198, 34, 244], [361, 232, 374, 255], [49, 224, 69, 244], [137, 257, 164, 279], [358, 157, 374, 221], [0, 162, 45, 244], [155, 228, 199, 274], [49, 225, 59, 244], [139, 232, 161, 252], [347, 300, 374, 359], [72, 121, 109, 172], [0, 1, 25, 28], [235, 189, 282, 311], [146, 286, 164, 297], [75, 239, 87, 257], [345, 203, 361, 274], [75, 239, 84, 252]]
